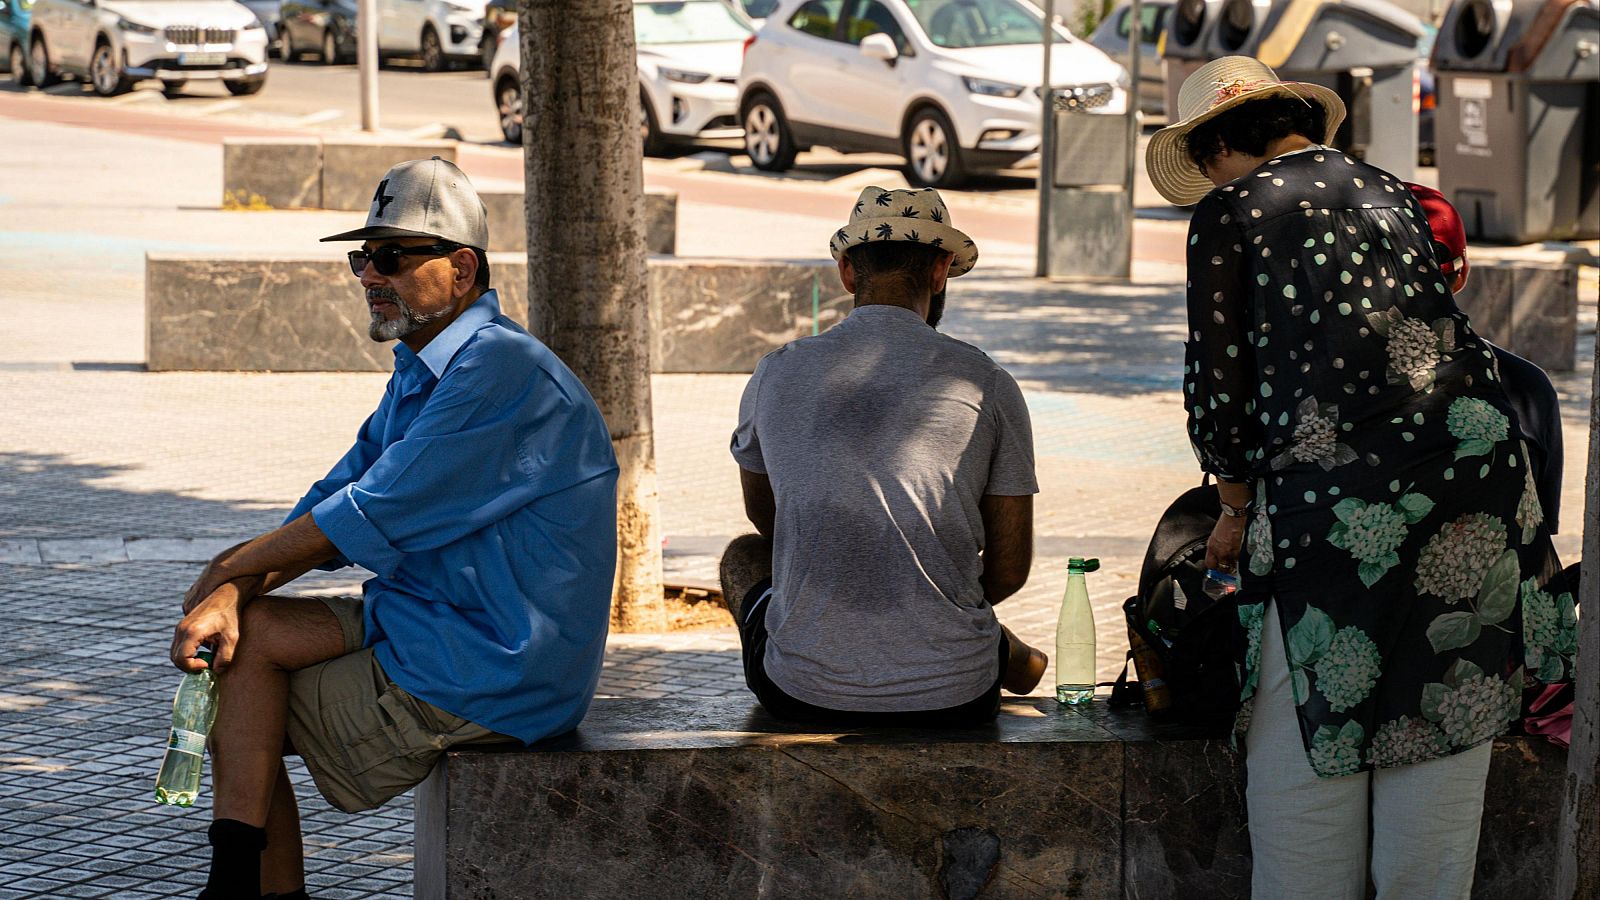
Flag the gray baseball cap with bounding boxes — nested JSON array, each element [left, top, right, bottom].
[[320, 156, 489, 250]]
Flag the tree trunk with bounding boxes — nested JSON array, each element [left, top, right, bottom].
[[520, 0, 666, 632], [1555, 329, 1600, 898]]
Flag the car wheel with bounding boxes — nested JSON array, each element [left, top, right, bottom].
[[742, 92, 796, 172], [480, 34, 496, 72], [90, 41, 130, 96], [29, 35, 57, 87], [161, 79, 187, 97], [321, 29, 339, 64], [281, 25, 299, 62], [8, 42, 32, 87], [420, 26, 444, 72], [496, 75, 521, 144], [903, 106, 967, 189], [225, 76, 266, 96], [640, 89, 673, 157]]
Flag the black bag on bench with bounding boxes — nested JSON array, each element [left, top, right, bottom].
[[1109, 483, 1242, 733]]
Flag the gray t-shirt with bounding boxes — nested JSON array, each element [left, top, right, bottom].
[[730, 303, 1038, 711]]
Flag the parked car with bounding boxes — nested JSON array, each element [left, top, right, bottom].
[[27, 0, 269, 96], [730, 0, 777, 23], [478, 0, 511, 70], [738, 0, 1129, 188], [278, 0, 356, 63], [1087, 0, 1168, 116], [490, 0, 751, 149], [238, 0, 279, 47], [0, 0, 34, 86], [379, 0, 482, 70]]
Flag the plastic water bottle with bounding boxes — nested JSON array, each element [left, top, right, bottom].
[[155, 647, 219, 807], [1055, 557, 1100, 704]]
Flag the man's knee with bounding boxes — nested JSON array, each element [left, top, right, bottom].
[[719, 534, 772, 622], [237, 596, 347, 669]]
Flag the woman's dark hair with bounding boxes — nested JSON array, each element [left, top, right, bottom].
[[1184, 96, 1329, 171], [846, 241, 948, 296]]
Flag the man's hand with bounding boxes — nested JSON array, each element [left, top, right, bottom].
[[170, 582, 247, 673], [182, 542, 248, 613], [1205, 514, 1248, 574]]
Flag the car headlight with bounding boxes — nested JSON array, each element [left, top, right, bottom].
[[659, 67, 712, 84], [962, 76, 1024, 98], [117, 17, 158, 34]]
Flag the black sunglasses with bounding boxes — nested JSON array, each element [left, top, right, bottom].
[[348, 243, 458, 277]]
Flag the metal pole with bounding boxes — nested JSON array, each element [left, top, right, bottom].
[[358, 0, 379, 132], [1035, 0, 1056, 277], [1125, 0, 1142, 279]]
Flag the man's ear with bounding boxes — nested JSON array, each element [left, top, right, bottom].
[[838, 253, 857, 294], [930, 252, 955, 294], [451, 247, 478, 298]]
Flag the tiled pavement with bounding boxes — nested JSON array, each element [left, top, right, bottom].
[[2, 113, 1596, 898]]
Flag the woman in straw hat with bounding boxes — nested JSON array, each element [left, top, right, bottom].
[[1150, 57, 1556, 898]]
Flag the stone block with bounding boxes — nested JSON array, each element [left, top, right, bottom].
[[319, 139, 457, 212], [222, 138, 322, 209], [414, 697, 1568, 900], [647, 257, 848, 373], [145, 254, 393, 373], [145, 255, 842, 374], [481, 187, 677, 254], [1454, 260, 1578, 372], [416, 697, 1125, 900]]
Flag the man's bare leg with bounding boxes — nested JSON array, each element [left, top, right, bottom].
[[718, 534, 772, 624], [260, 762, 305, 895], [1000, 624, 1048, 694], [209, 597, 345, 895]]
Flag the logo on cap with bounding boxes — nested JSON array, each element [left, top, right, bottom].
[[373, 180, 395, 219]]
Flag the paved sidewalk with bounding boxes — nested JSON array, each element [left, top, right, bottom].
[[2, 110, 1595, 898]]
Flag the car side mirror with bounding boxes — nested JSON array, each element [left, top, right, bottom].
[[859, 32, 898, 63]]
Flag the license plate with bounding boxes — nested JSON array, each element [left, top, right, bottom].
[[179, 53, 226, 66]]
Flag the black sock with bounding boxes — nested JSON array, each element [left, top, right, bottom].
[[198, 818, 268, 899]]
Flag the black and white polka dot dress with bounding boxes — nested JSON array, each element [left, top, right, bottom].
[[1182, 148, 1566, 777]]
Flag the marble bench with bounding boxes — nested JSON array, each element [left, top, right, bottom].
[[412, 696, 1564, 900], [1453, 260, 1582, 372], [144, 254, 847, 374], [222, 137, 458, 212]]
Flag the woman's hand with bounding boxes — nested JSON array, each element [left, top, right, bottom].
[[1205, 514, 1248, 574]]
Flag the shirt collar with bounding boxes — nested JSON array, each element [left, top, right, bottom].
[[395, 290, 502, 380], [848, 303, 928, 326]]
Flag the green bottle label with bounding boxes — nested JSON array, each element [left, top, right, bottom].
[[167, 728, 206, 757]]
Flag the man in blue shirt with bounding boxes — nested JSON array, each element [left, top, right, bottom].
[[168, 157, 619, 900]]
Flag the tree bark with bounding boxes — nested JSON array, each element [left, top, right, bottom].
[[520, 0, 666, 632], [1555, 328, 1600, 898]]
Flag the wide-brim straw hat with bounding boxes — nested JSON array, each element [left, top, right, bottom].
[[828, 186, 979, 277], [1146, 56, 1347, 206]]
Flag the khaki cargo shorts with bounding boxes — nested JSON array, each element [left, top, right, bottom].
[[286, 595, 517, 813]]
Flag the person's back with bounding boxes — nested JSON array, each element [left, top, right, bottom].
[[741, 304, 1034, 708], [721, 186, 1044, 724]]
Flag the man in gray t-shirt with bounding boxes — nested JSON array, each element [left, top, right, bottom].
[[721, 186, 1045, 724]]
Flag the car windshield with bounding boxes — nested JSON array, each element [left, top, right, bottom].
[[635, 1, 753, 44], [903, 0, 1066, 48]]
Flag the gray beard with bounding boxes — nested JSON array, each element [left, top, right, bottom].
[[368, 288, 451, 341]]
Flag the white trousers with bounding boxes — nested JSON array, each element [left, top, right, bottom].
[[1246, 602, 1493, 900]]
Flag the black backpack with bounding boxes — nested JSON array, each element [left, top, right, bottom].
[[1109, 483, 1243, 733]]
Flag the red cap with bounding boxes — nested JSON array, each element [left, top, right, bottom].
[[1406, 183, 1468, 279]]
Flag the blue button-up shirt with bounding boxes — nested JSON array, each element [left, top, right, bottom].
[[285, 291, 618, 744]]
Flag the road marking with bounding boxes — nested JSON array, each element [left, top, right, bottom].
[[290, 108, 343, 126], [106, 91, 161, 106]]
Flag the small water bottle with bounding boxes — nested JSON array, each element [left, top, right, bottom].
[[155, 647, 219, 807], [1202, 568, 1240, 601], [1055, 557, 1100, 704]]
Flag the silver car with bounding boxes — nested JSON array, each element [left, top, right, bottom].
[[1087, 0, 1169, 116]]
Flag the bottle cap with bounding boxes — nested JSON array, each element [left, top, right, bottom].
[[1068, 557, 1100, 573], [194, 646, 215, 665]]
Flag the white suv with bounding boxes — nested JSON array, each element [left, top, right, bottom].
[[377, 0, 481, 71], [738, 0, 1128, 187], [28, 0, 268, 96]]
